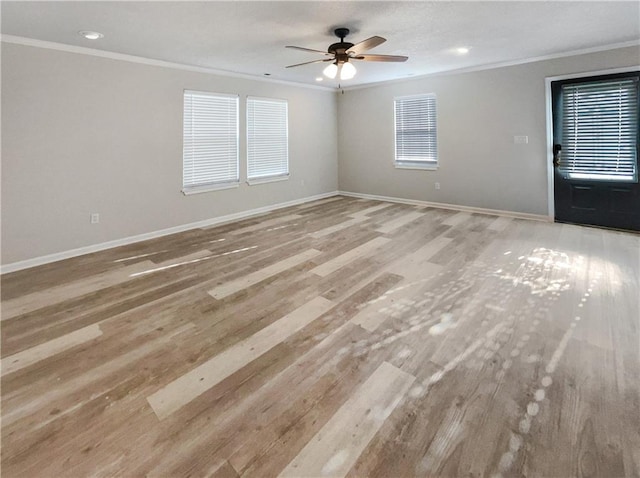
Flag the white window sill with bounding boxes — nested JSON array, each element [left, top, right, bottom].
[[394, 163, 438, 171], [247, 174, 290, 186], [182, 181, 240, 195]]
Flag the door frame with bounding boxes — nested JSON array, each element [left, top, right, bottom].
[[544, 65, 640, 220]]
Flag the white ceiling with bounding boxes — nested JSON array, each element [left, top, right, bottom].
[[2, 1, 639, 88]]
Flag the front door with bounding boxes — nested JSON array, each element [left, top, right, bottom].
[[552, 72, 640, 231]]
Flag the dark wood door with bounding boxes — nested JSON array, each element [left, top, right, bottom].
[[552, 72, 640, 231]]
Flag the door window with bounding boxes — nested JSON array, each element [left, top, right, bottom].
[[558, 76, 638, 182]]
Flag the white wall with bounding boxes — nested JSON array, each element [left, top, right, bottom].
[[1, 42, 338, 265], [337, 46, 640, 216]]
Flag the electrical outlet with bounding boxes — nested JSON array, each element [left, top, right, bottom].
[[90, 213, 100, 224], [435, 182, 441, 190]]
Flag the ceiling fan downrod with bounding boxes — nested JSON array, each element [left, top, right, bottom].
[[334, 28, 349, 42]]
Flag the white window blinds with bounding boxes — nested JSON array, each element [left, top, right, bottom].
[[560, 78, 638, 182], [183, 90, 239, 192], [247, 97, 289, 181], [394, 94, 438, 167]]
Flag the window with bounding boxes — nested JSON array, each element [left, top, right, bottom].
[[247, 97, 289, 182], [394, 94, 438, 169], [559, 76, 638, 182], [182, 90, 239, 194]]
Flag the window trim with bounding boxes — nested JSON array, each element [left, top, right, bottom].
[[246, 174, 290, 186], [182, 89, 240, 195], [182, 181, 240, 196], [394, 162, 439, 171], [246, 96, 290, 184], [394, 93, 438, 170]]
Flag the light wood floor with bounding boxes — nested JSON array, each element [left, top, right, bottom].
[[2, 196, 639, 477]]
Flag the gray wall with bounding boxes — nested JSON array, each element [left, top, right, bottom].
[[3, 42, 639, 266], [337, 46, 640, 216], [1, 43, 338, 265]]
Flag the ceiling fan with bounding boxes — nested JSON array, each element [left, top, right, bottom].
[[286, 28, 408, 80]]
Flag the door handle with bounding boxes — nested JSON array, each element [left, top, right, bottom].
[[553, 144, 562, 167]]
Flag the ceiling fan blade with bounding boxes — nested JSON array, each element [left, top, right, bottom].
[[286, 45, 331, 55], [347, 36, 386, 55], [286, 58, 334, 68], [353, 54, 409, 62]]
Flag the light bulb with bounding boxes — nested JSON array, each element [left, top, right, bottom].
[[340, 62, 356, 80], [323, 63, 338, 79]]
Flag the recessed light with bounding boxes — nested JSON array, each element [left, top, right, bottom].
[[456, 47, 470, 55], [315, 77, 323, 82], [79, 31, 104, 40]]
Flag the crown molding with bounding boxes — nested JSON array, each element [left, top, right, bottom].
[[0, 34, 337, 93], [342, 39, 640, 91], [5, 34, 637, 93]]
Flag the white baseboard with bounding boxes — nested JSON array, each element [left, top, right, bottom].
[[1, 190, 551, 274], [339, 190, 552, 222], [1, 191, 340, 274]]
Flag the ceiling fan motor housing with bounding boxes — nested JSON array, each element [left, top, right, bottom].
[[329, 28, 354, 62]]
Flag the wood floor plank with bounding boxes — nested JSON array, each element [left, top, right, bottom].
[[208, 460, 240, 478], [310, 216, 369, 239], [487, 215, 513, 231], [278, 361, 415, 477], [375, 210, 425, 234], [310, 237, 390, 277], [1, 324, 103, 376], [348, 203, 393, 218], [2, 322, 196, 428], [384, 235, 453, 276], [126, 249, 213, 277], [139, 323, 367, 477], [147, 296, 335, 420], [1, 250, 213, 321], [441, 211, 472, 227], [1, 272, 204, 358], [351, 262, 442, 332], [229, 213, 303, 235], [0, 261, 154, 320], [349, 232, 452, 331], [207, 248, 321, 299]]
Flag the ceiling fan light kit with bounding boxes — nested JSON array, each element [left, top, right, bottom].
[[323, 61, 357, 80], [286, 27, 408, 81], [339, 61, 357, 80], [323, 62, 338, 79]]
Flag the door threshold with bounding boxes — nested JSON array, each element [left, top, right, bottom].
[[554, 220, 639, 235]]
